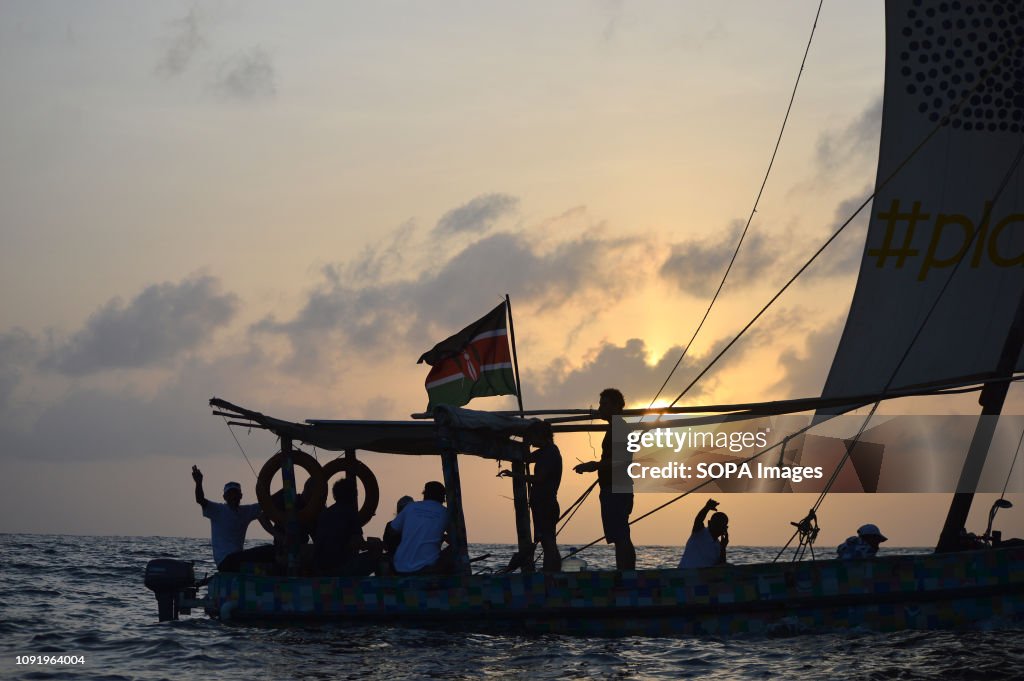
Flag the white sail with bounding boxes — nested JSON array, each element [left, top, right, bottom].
[[821, 0, 1024, 402]]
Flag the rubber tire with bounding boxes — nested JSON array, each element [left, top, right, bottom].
[[256, 449, 328, 527]]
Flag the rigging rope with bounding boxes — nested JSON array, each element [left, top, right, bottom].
[[646, 0, 825, 415], [221, 416, 259, 478], [775, 132, 1024, 560], [1000, 426, 1024, 504], [553, 407, 604, 539], [665, 42, 1023, 412], [556, 480, 597, 539], [568, 405, 866, 558], [816, 137, 1024, 501]]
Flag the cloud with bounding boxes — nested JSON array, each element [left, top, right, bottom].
[[0, 346, 273, 462], [254, 223, 645, 371], [770, 315, 846, 399], [660, 221, 783, 297], [42, 276, 239, 375], [815, 96, 883, 172], [214, 48, 276, 101], [598, 0, 624, 43], [156, 7, 205, 78], [527, 338, 688, 409], [0, 329, 38, 409], [433, 194, 519, 236], [346, 219, 417, 284], [527, 318, 782, 410], [797, 185, 872, 280]]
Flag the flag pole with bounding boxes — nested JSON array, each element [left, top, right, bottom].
[[505, 294, 526, 415], [505, 294, 534, 572]]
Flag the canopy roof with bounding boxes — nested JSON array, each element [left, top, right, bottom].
[[211, 375, 1014, 458], [210, 398, 542, 460]]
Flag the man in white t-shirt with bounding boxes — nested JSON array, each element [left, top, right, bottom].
[[390, 481, 451, 574], [678, 498, 729, 569], [192, 465, 262, 569]]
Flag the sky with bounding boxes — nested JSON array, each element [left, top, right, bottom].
[[2, 1, 1021, 551]]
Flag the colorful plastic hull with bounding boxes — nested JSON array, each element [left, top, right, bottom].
[[204, 546, 1024, 635]]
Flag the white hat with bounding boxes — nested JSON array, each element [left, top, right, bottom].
[[857, 523, 887, 541]]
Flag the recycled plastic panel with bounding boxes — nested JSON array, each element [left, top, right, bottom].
[[205, 547, 1024, 635]]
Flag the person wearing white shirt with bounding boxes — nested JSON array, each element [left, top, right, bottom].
[[192, 466, 263, 569], [678, 498, 729, 569], [391, 481, 452, 574]]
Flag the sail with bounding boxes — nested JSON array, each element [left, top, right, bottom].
[[821, 0, 1024, 403]]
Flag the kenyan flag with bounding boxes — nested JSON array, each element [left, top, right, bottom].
[[418, 302, 518, 410]]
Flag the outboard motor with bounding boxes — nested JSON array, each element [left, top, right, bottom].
[[144, 559, 196, 622]]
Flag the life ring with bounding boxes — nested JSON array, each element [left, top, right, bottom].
[[321, 457, 380, 526], [256, 449, 328, 527]]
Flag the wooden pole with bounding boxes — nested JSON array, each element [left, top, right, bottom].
[[280, 437, 301, 575], [505, 294, 535, 572], [438, 427, 471, 574], [344, 449, 357, 515]]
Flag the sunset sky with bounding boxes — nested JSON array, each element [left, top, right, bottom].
[[2, 1, 1021, 552]]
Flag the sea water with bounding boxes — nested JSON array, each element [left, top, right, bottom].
[[2, 534, 1023, 680]]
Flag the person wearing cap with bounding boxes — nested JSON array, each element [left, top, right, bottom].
[[390, 481, 452, 574], [192, 465, 263, 570], [837, 523, 888, 560]]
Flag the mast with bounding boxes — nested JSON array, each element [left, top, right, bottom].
[[936, 290, 1024, 552], [505, 294, 535, 572]]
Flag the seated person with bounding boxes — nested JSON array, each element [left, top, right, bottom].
[[383, 495, 415, 556], [313, 478, 378, 575], [261, 477, 321, 547], [678, 499, 729, 568], [837, 523, 887, 559], [192, 466, 268, 572], [391, 481, 452, 575]]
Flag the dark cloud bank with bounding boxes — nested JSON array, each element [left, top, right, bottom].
[[0, 194, 848, 461], [42, 275, 238, 376]]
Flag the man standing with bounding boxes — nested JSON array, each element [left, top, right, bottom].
[[391, 481, 451, 574], [678, 499, 729, 568], [573, 388, 635, 570], [499, 421, 563, 571], [192, 465, 262, 570]]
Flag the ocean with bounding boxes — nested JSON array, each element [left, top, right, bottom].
[[2, 534, 1023, 680]]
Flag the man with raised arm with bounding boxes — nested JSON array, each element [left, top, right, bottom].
[[678, 498, 729, 568], [192, 465, 262, 570], [573, 388, 636, 570]]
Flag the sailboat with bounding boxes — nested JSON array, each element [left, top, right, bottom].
[[145, 0, 1024, 634]]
